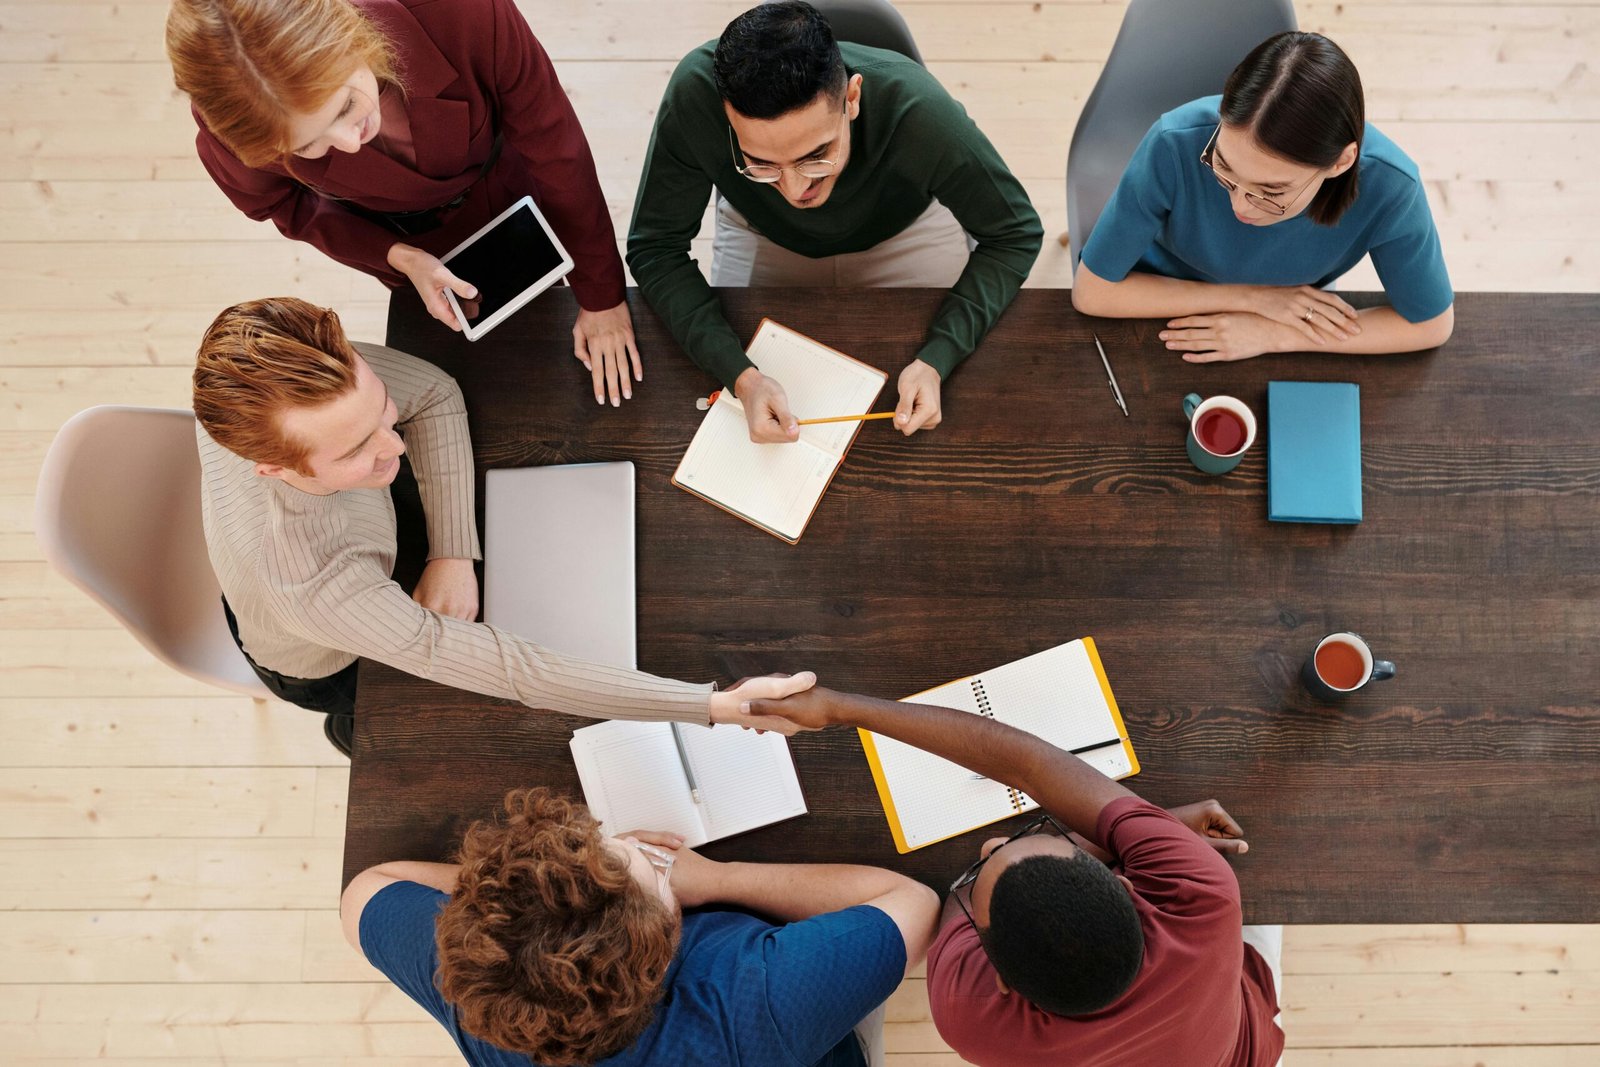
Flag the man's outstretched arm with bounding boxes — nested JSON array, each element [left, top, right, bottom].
[[745, 686, 1132, 841]]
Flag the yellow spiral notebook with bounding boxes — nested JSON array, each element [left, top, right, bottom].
[[858, 638, 1139, 853]]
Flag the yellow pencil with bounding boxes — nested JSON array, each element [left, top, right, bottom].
[[796, 411, 898, 426]]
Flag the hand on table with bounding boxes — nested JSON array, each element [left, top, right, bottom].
[[894, 359, 942, 435], [708, 672, 819, 735], [388, 243, 478, 331], [734, 367, 799, 443], [1160, 311, 1309, 363], [616, 829, 721, 909], [411, 558, 480, 621], [573, 301, 643, 406], [1246, 284, 1362, 345], [1165, 799, 1248, 856]]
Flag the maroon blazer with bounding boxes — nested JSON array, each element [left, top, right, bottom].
[[193, 0, 624, 311]]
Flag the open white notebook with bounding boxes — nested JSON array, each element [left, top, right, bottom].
[[673, 319, 888, 543], [859, 639, 1140, 853], [569, 720, 808, 847]]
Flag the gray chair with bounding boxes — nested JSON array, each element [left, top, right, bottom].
[[768, 0, 924, 65], [1066, 0, 1298, 267], [34, 405, 271, 700]]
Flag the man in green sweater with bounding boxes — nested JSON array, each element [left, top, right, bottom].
[[627, 1, 1043, 443]]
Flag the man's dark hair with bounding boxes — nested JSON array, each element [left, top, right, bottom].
[[1220, 31, 1366, 226], [981, 851, 1144, 1017], [714, 2, 847, 120]]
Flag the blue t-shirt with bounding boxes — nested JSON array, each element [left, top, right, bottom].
[[359, 881, 906, 1067], [1081, 96, 1453, 323]]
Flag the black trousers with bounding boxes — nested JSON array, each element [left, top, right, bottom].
[[222, 598, 358, 718]]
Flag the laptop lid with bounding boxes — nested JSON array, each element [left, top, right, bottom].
[[483, 462, 637, 669]]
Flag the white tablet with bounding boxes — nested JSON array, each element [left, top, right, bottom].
[[441, 195, 574, 341]]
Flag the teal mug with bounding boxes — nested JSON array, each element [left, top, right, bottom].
[[1183, 393, 1257, 475]]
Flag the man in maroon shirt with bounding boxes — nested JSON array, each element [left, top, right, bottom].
[[748, 684, 1285, 1067]]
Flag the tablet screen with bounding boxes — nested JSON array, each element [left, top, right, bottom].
[[446, 202, 567, 329]]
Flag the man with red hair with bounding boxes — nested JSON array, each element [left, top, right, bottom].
[[193, 296, 810, 753]]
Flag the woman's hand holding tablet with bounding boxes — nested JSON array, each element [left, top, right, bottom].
[[387, 243, 480, 332]]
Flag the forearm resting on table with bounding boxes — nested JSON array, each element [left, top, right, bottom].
[[1315, 304, 1454, 354], [712, 860, 939, 967], [1071, 262, 1265, 319]]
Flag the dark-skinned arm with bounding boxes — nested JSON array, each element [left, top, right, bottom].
[[746, 685, 1249, 856], [746, 686, 1133, 842]]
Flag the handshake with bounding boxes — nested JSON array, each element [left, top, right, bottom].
[[706, 671, 839, 733]]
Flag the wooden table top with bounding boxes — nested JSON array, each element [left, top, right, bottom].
[[345, 287, 1600, 924]]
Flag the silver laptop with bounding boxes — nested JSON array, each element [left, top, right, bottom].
[[483, 462, 636, 670]]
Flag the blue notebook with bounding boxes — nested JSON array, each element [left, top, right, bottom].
[[1267, 381, 1362, 524]]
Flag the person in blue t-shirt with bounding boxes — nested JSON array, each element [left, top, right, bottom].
[[1072, 32, 1454, 363], [341, 782, 939, 1067]]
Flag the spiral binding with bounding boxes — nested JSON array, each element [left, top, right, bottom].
[[971, 678, 994, 719], [971, 678, 1028, 813]]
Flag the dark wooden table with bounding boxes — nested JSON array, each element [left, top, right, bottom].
[[345, 287, 1600, 924]]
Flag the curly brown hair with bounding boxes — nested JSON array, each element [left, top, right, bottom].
[[435, 788, 680, 1065]]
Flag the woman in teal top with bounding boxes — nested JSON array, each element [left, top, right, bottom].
[[1073, 32, 1454, 362]]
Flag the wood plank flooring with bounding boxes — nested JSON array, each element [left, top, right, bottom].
[[1, 1, 1595, 1063]]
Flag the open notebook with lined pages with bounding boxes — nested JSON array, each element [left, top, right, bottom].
[[858, 639, 1139, 853], [570, 720, 807, 848], [672, 319, 887, 543]]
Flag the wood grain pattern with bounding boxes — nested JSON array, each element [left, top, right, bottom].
[[343, 287, 1600, 924]]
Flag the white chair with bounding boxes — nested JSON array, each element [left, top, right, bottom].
[[34, 405, 270, 700], [1065, 0, 1299, 265]]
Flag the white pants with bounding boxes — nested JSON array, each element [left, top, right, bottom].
[[710, 197, 971, 288], [1242, 923, 1286, 1067], [852, 1000, 887, 1067]]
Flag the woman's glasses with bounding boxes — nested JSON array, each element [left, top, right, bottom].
[[1199, 123, 1320, 217]]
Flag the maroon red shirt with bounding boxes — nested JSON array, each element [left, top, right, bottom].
[[927, 797, 1283, 1066], [191, 0, 624, 311]]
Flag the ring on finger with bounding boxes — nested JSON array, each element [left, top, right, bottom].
[[1304, 309, 1316, 323]]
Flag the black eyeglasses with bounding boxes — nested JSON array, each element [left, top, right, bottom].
[[948, 813, 1071, 932], [1199, 123, 1319, 217]]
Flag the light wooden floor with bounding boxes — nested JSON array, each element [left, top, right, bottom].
[[2, 1, 1596, 1064]]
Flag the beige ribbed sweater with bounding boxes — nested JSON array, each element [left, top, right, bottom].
[[197, 342, 711, 724]]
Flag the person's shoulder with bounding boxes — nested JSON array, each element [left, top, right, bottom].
[[1100, 798, 1227, 870], [1144, 95, 1219, 152], [851, 44, 957, 115], [352, 341, 456, 388], [842, 41, 930, 81], [1357, 122, 1426, 198], [665, 41, 720, 99]]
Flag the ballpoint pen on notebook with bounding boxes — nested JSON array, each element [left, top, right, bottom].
[[669, 722, 702, 804], [1093, 334, 1129, 417]]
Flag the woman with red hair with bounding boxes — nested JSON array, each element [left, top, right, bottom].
[[167, 0, 642, 406]]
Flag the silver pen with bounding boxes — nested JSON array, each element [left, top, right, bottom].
[[670, 722, 703, 804], [1093, 334, 1129, 417]]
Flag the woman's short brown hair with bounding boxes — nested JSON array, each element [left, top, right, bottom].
[[435, 788, 680, 1065], [192, 297, 360, 472], [166, 0, 399, 168]]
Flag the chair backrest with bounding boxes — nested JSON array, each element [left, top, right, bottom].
[[1066, 0, 1298, 267], [766, 0, 925, 65], [34, 406, 269, 697]]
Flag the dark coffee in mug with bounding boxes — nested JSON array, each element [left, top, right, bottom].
[[1314, 639, 1368, 690], [1196, 408, 1248, 455]]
